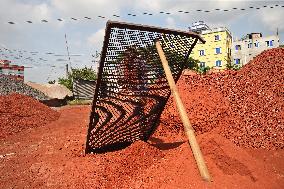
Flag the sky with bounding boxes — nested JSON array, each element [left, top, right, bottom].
[[0, 0, 283, 83]]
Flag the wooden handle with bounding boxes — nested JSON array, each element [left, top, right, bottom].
[[156, 41, 211, 182]]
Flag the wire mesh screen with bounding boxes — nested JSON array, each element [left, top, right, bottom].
[[86, 21, 203, 153]]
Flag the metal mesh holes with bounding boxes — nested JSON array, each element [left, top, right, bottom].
[[85, 21, 202, 153]]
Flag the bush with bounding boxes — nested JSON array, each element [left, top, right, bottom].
[[72, 67, 97, 81], [185, 57, 211, 74], [184, 57, 200, 71], [58, 67, 97, 91], [58, 76, 73, 91], [226, 61, 242, 71], [197, 66, 211, 75]]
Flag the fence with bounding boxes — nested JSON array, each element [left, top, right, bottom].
[[73, 78, 96, 100]]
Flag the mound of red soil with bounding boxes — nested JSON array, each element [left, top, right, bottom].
[[160, 48, 284, 150], [1, 49, 284, 188], [1, 106, 283, 188], [85, 140, 164, 188], [160, 84, 230, 135], [103, 140, 164, 188], [219, 48, 284, 149], [133, 131, 283, 189], [0, 93, 60, 138]]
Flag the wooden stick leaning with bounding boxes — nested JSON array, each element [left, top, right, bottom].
[[155, 41, 211, 182]]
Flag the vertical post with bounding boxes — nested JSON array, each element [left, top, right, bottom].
[[155, 41, 211, 182], [65, 33, 72, 73], [66, 64, 69, 77]]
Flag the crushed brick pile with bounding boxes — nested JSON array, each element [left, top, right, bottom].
[[88, 140, 164, 188], [160, 84, 230, 135], [0, 93, 60, 138], [161, 48, 284, 149]]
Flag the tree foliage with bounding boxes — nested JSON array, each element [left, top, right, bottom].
[[184, 57, 211, 75], [58, 75, 73, 91], [58, 67, 97, 91], [226, 61, 242, 71], [184, 57, 200, 70], [72, 67, 97, 81]]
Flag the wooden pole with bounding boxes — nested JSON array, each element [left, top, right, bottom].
[[155, 41, 211, 182]]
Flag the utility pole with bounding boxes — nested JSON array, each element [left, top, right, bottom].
[[66, 64, 69, 77], [65, 33, 72, 75]]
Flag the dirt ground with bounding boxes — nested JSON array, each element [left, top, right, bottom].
[[1, 48, 283, 188], [1, 105, 283, 189]]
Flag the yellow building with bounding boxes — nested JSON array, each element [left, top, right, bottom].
[[190, 27, 232, 69]]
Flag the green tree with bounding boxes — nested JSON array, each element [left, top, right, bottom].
[[197, 66, 211, 75], [184, 57, 211, 75], [58, 67, 97, 91], [184, 57, 200, 70], [72, 67, 97, 81], [226, 61, 242, 71], [58, 75, 73, 91]]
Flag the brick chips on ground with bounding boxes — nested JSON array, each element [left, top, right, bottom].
[[0, 93, 60, 138], [161, 48, 284, 150], [0, 48, 283, 188]]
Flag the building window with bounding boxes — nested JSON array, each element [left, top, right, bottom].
[[216, 60, 222, 67], [215, 47, 221, 54], [254, 42, 259, 47], [214, 35, 220, 41], [234, 59, 241, 64], [266, 40, 274, 47], [248, 43, 252, 48], [235, 45, 241, 50], [199, 50, 205, 56], [200, 62, 206, 67]]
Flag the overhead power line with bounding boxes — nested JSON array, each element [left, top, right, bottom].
[[5, 3, 284, 25]]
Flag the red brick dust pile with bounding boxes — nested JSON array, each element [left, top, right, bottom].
[[1, 105, 284, 188], [161, 48, 284, 150], [92, 140, 164, 188], [219, 48, 284, 149], [159, 84, 230, 136], [1, 48, 284, 189], [0, 93, 60, 138]]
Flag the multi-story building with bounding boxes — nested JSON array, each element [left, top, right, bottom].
[[189, 22, 232, 69], [232, 33, 280, 65], [0, 60, 24, 81]]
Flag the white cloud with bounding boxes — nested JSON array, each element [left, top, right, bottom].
[[259, 8, 284, 31], [51, 0, 122, 17], [87, 29, 105, 48], [0, 0, 52, 22]]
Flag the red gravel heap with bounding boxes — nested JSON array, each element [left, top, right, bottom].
[[0, 93, 60, 138], [94, 140, 164, 188], [161, 48, 284, 149]]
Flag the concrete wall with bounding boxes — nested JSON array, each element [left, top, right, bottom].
[[232, 35, 280, 65]]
